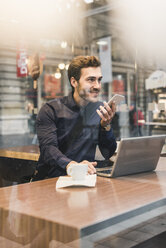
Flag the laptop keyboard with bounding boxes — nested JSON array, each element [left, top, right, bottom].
[[98, 169, 112, 174], [95, 159, 114, 168], [95, 159, 114, 177]]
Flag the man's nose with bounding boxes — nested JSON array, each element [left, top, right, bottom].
[[93, 80, 101, 89]]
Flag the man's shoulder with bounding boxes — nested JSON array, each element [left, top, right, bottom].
[[37, 97, 66, 116], [44, 96, 67, 108], [37, 96, 68, 120]]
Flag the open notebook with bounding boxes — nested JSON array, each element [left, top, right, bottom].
[[96, 135, 166, 178]]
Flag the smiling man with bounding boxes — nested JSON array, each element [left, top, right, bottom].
[[32, 55, 117, 181]]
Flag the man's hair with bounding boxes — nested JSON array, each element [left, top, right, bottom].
[[68, 55, 101, 92]]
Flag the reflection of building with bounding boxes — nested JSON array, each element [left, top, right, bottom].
[[0, 48, 29, 135], [145, 70, 166, 134], [146, 71, 166, 119], [0, 1, 161, 136]]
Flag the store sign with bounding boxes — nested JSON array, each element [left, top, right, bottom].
[[112, 79, 125, 95], [145, 70, 166, 90], [44, 74, 61, 98], [16, 48, 27, 77]]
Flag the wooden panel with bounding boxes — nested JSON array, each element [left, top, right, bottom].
[[0, 208, 79, 245]]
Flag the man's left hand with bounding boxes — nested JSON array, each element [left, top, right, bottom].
[[96, 101, 116, 127]]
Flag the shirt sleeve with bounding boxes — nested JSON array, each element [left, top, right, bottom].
[[36, 104, 72, 171], [98, 125, 117, 159]]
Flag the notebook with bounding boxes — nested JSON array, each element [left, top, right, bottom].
[[96, 135, 166, 178]]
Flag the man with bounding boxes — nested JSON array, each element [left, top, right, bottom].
[[31, 55, 117, 180]]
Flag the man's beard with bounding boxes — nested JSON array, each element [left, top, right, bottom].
[[78, 87, 100, 103]]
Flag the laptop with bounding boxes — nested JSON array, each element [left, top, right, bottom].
[[96, 135, 166, 178]]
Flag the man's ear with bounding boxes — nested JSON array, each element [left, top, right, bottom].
[[70, 77, 78, 88]]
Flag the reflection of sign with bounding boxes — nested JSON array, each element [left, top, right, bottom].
[[44, 74, 61, 98], [146, 70, 166, 90], [112, 79, 125, 95], [16, 49, 27, 77]]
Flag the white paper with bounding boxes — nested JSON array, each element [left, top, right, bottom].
[[56, 174, 97, 189]]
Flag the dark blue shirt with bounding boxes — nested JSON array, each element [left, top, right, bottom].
[[36, 93, 117, 179]]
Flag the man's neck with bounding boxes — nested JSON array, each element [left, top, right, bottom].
[[73, 91, 89, 107]]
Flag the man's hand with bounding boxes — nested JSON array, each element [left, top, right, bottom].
[[66, 161, 77, 174], [66, 160, 96, 175], [81, 160, 96, 174], [96, 101, 116, 127]]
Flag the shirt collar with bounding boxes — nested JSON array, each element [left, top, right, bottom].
[[64, 92, 80, 111]]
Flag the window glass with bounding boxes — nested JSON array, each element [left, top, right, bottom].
[[0, 0, 166, 187]]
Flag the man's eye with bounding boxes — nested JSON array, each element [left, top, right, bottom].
[[88, 78, 95, 82], [87, 77, 102, 83]]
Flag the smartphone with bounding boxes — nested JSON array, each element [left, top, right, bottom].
[[108, 94, 125, 106]]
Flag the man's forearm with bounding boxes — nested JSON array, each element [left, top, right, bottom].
[[41, 145, 72, 170], [98, 127, 117, 158]]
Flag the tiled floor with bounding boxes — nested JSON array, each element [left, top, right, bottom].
[[82, 205, 166, 248], [94, 216, 166, 248], [132, 231, 166, 248]]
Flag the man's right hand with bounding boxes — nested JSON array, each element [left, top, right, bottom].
[[81, 160, 96, 174], [66, 160, 96, 175]]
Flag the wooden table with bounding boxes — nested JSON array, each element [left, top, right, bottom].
[[0, 157, 166, 247], [0, 145, 39, 186], [0, 145, 39, 161]]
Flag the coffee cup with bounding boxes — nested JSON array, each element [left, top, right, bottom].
[[67, 163, 88, 180]]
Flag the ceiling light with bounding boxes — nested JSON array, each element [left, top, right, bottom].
[[84, 0, 94, 4], [55, 71, 61, 79], [96, 40, 108, 45], [58, 63, 65, 70], [61, 41, 67, 48]]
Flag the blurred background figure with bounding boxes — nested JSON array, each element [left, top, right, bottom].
[[133, 107, 145, 136], [129, 105, 135, 136]]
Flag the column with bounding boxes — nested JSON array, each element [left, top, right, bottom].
[[0, 48, 29, 135]]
